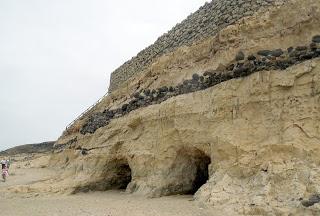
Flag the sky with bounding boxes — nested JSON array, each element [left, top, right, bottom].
[[0, 0, 208, 151]]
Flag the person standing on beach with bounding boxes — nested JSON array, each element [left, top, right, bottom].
[[6, 159, 10, 169], [1, 159, 6, 170], [1, 159, 10, 172], [1, 159, 9, 182]]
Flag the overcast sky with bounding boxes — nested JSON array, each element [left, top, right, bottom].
[[0, 0, 208, 151]]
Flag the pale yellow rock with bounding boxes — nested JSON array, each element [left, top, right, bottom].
[[39, 0, 320, 215], [46, 59, 320, 215]]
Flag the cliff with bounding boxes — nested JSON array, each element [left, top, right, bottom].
[[37, 0, 320, 214]]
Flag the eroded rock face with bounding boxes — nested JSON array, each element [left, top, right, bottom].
[[47, 0, 320, 214], [71, 157, 132, 193], [49, 59, 320, 214]]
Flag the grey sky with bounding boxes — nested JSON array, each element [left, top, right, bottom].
[[0, 0, 207, 151]]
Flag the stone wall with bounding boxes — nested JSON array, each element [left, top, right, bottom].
[[109, 0, 286, 92], [81, 37, 320, 135]]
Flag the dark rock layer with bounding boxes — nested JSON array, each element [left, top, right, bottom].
[[80, 37, 320, 135]]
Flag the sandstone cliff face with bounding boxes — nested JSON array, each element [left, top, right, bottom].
[[48, 0, 320, 214], [51, 59, 320, 214]]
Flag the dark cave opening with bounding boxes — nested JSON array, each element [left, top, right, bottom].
[[168, 148, 211, 196], [189, 152, 211, 194], [107, 158, 132, 190], [72, 158, 132, 194]]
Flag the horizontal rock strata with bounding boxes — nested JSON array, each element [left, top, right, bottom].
[[109, 0, 288, 92], [50, 58, 320, 215], [48, 0, 320, 214], [80, 37, 320, 135]]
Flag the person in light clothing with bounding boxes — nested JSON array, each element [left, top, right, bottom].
[[1, 159, 9, 182], [1, 159, 6, 169]]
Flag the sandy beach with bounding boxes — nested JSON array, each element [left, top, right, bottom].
[[0, 167, 218, 216]]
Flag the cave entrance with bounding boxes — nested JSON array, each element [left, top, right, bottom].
[[169, 148, 211, 195], [190, 152, 211, 194], [106, 158, 132, 190], [71, 158, 132, 194]]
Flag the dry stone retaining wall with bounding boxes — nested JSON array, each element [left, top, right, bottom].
[[109, 0, 287, 92]]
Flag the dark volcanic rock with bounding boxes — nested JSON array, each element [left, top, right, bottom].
[[133, 92, 140, 99], [312, 35, 320, 43], [144, 89, 151, 96], [271, 49, 283, 57], [122, 103, 128, 112], [296, 46, 308, 51], [257, 50, 272, 56], [80, 113, 110, 135], [287, 47, 294, 53], [301, 194, 320, 207], [235, 51, 245, 61], [248, 55, 256, 61], [192, 73, 200, 81], [310, 42, 317, 50], [81, 149, 88, 155]]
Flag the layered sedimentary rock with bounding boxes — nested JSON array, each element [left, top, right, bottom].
[[109, 0, 288, 92], [49, 0, 320, 214], [79, 40, 320, 135]]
